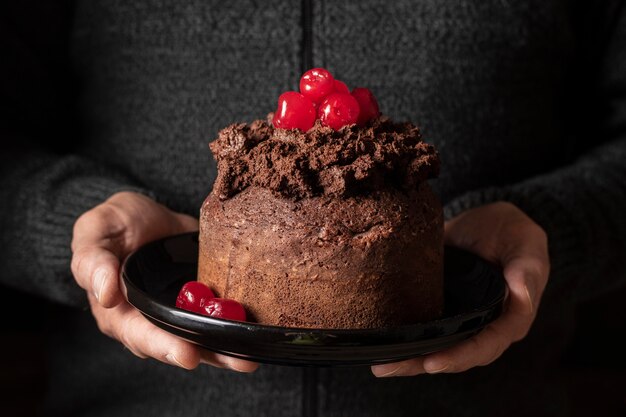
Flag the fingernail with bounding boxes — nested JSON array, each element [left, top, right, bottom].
[[93, 268, 108, 303], [217, 355, 257, 373], [200, 358, 225, 368], [524, 284, 534, 315], [372, 363, 406, 378], [424, 361, 449, 374], [166, 353, 184, 368], [222, 360, 252, 373]]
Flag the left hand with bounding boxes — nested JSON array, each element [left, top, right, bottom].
[[371, 201, 550, 377], [71, 191, 259, 372]]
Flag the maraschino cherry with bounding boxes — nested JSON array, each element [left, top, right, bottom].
[[175, 281, 247, 321], [176, 281, 215, 314], [333, 79, 350, 94], [318, 93, 360, 130], [299, 68, 336, 104], [351, 87, 380, 126], [202, 298, 247, 322], [272, 67, 381, 132], [272, 91, 316, 131]]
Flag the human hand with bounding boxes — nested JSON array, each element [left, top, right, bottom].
[[371, 201, 550, 377], [71, 191, 258, 372]]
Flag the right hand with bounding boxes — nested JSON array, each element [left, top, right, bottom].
[[70, 191, 258, 372]]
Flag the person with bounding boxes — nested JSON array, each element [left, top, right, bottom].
[[1, 0, 625, 416]]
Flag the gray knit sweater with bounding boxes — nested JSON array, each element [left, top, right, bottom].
[[1, 0, 625, 416]]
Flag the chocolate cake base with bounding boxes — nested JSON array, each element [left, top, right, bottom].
[[197, 183, 443, 329]]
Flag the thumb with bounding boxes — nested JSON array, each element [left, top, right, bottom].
[[173, 213, 200, 233]]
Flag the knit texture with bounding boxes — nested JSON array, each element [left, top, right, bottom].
[[1, 0, 625, 416], [0, 148, 153, 307]]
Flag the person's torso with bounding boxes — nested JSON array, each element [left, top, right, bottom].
[[71, 0, 587, 214]]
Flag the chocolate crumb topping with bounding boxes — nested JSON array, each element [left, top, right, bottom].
[[209, 115, 440, 200]]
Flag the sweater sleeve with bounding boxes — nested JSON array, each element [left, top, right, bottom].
[[444, 4, 626, 301], [0, 145, 153, 308], [0, 5, 152, 308]]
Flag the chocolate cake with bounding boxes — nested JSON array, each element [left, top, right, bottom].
[[197, 115, 444, 329]]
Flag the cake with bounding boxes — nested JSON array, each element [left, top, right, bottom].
[[196, 69, 443, 329]]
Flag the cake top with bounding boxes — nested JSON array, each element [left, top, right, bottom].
[[210, 116, 439, 200], [209, 68, 440, 200]]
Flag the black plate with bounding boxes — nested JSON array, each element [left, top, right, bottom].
[[121, 232, 506, 367]]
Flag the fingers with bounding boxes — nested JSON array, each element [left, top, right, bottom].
[[89, 295, 198, 368], [71, 202, 127, 253], [71, 245, 124, 307], [420, 322, 512, 374], [371, 320, 514, 376], [73, 193, 254, 373], [88, 295, 258, 372], [372, 247, 547, 378], [372, 322, 512, 378], [371, 357, 426, 377], [371, 321, 512, 377], [175, 213, 200, 233], [71, 193, 200, 310], [200, 351, 260, 373], [503, 256, 544, 319], [71, 202, 128, 307], [104, 192, 200, 246], [412, 249, 545, 375]]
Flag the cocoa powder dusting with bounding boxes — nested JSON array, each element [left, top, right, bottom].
[[209, 115, 440, 200]]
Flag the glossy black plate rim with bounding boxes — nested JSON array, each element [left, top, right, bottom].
[[121, 232, 507, 366]]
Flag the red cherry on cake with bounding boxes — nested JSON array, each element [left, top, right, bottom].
[[299, 68, 336, 104], [351, 87, 380, 126], [334, 79, 350, 94], [318, 93, 360, 130], [176, 281, 215, 313], [272, 91, 316, 132], [202, 298, 247, 322]]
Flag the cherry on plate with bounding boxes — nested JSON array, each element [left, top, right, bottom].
[[202, 298, 247, 322], [176, 281, 215, 314]]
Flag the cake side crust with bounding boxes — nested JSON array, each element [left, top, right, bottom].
[[198, 184, 443, 329]]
